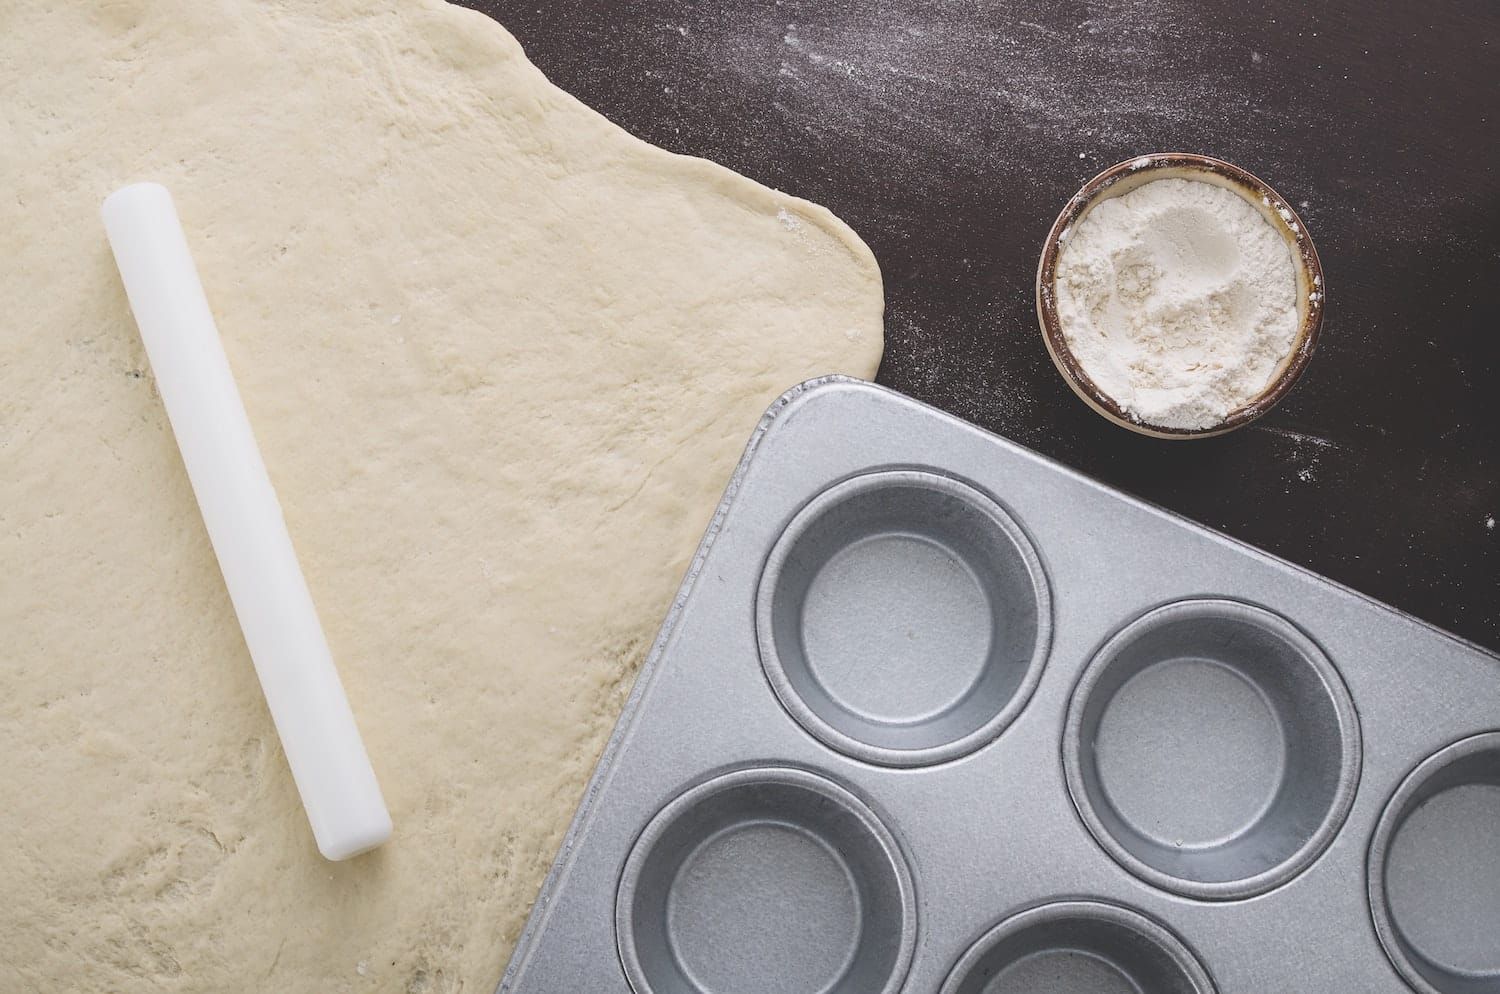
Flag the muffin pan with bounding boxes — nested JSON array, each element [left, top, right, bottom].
[[499, 378, 1500, 994]]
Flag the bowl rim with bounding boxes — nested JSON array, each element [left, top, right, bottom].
[[1035, 151, 1325, 439]]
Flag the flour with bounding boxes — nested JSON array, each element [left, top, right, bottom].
[[1055, 178, 1300, 430]]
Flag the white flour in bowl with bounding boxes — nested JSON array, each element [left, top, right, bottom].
[[1054, 177, 1301, 430]]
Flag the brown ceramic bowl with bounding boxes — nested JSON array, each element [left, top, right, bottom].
[[1036, 152, 1324, 439]]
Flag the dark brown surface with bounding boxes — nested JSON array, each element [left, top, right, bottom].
[[464, 0, 1499, 650]]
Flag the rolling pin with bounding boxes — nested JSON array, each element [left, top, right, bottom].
[[102, 182, 391, 861]]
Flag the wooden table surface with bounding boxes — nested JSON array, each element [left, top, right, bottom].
[[466, 0, 1499, 650]]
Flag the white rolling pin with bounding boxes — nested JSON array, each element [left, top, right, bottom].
[[102, 183, 391, 861]]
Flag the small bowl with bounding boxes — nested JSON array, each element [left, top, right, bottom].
[[1035, 152, 1324, 439]]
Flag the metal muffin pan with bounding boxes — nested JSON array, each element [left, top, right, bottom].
[[500, 378, 1500, 993]]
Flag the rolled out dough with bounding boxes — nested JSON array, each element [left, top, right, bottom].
[[0, 1, 882, 991]]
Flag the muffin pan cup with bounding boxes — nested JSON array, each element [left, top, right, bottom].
[[939, 901, 1215, 994], [757, 470, 1051, 767], [1368, 732, 1500, 994], [616, 766, 915, 994], [500, 378, 1500, 994], [1063, 599, 1362, 900]]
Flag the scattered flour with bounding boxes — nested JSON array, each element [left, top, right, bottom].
[[1055, 178, 1301, 430]]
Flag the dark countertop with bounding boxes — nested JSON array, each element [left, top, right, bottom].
[[466, 0, 1498, 650]]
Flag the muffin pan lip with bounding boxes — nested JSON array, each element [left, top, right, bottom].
[[499, 378, 1500, 994], [1367, 731, 1500, 994], [756, 468, 1054, 768], [936, 899, 1218, 994], [614, 764, 918, 994], [1062, 596, 1363, 901]]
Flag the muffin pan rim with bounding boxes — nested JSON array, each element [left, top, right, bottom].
[[613, 763, 919, 994], [1062, 596, 1364, 901], [936, 898, 1219, 994], [755, 467, 1054, 768], [1367, 730, 1500, 994]]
